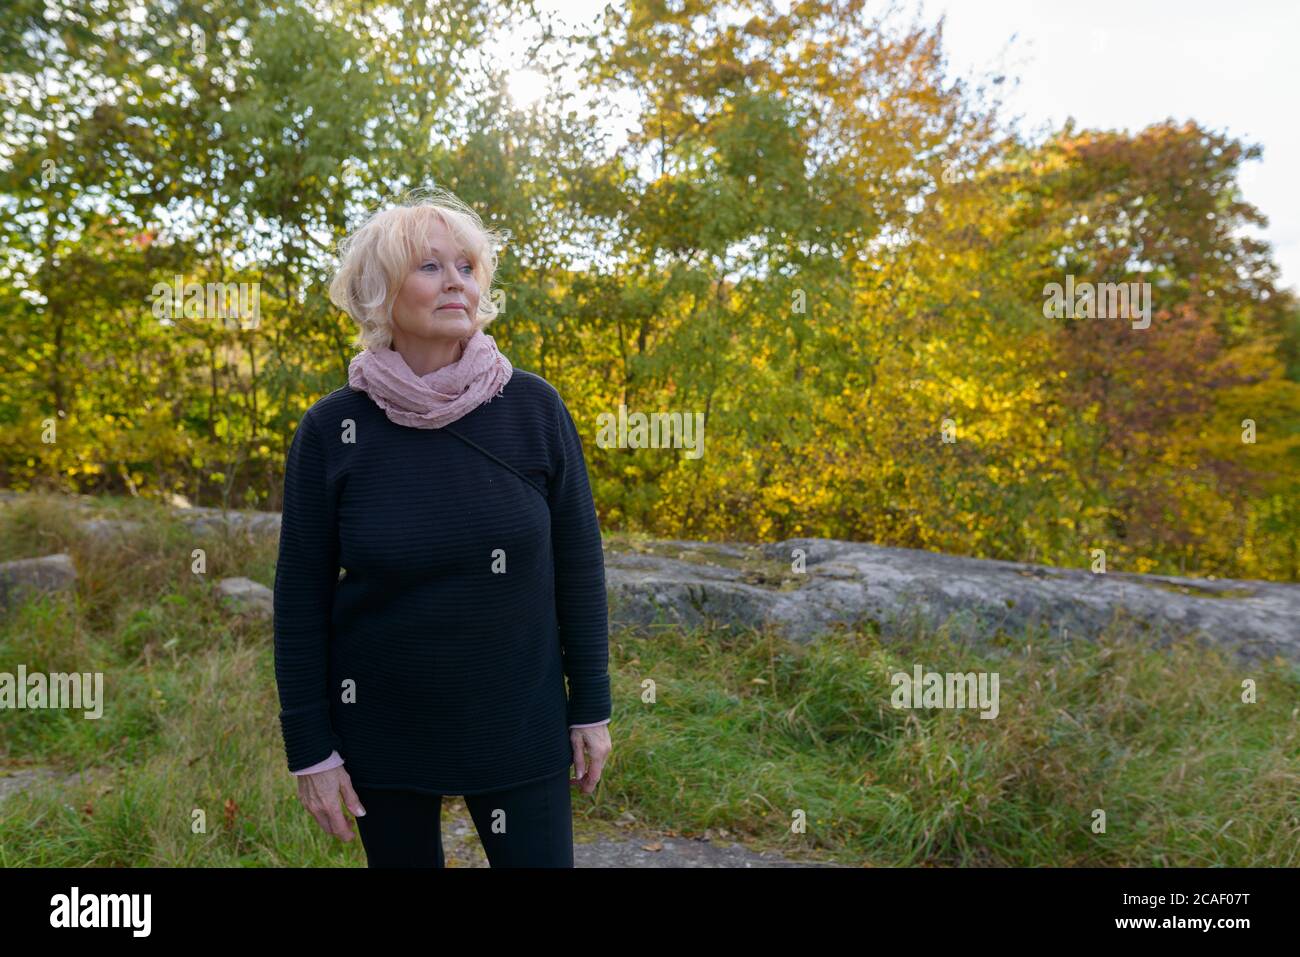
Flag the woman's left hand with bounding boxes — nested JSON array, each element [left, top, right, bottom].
[[570, 724, 612, 793]]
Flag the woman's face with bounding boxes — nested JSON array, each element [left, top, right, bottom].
[[391, 219, 480, 346]]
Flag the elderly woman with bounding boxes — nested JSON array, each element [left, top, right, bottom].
[[273, 188, 612, 868]]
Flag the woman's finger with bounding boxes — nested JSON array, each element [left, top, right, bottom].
[[323, 799, 354, 840], [584, 752, 607, 789], [571, 737, 586, 781], [339, 776, 367, 818], [308, 807, 335, 836]]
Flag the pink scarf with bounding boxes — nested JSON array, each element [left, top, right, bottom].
[[347, 329, 513, 429]]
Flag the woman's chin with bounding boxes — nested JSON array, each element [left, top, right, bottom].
[[432, 313, 473, 333], [411, 318, 469, 339]]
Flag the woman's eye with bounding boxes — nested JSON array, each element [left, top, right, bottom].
[[459, 264, 474, 275]]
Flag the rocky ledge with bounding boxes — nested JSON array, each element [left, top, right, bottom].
[[603, 537, 1299, 664]]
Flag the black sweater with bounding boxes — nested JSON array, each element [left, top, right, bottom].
[[272, 370, 611, 795]]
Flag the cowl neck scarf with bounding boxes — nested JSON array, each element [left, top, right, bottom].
[[347, 329, 513, 429]]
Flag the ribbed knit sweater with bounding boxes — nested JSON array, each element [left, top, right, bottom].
[[272, 370, 612, 795]]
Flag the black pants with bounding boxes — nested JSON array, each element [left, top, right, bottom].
[[352, 769, 574, 867]]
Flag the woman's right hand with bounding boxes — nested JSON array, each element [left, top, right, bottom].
[[297, 765, 367, 841]]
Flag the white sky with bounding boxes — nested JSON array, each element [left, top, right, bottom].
[[493, 0, 1300, 293]]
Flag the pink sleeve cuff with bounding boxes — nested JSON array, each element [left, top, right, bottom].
[[568, 719, 610, 729], [292, 750, 345, 775]]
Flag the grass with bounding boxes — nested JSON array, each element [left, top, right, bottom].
[[0, 490, 1296, 866]]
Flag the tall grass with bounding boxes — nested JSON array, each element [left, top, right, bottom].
[[1, 492, 1295, 866]]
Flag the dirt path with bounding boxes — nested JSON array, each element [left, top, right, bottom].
[[438, 798, 847, 867]]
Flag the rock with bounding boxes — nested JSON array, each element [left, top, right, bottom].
[[75, 507, 282, 541], [5, 491, 1297, 664], [606, 538, 1300, 664], [80, 518, 143, 540], [216, 576, 273, 616], [174, 506, 281, 537], [0, 553, 77, 614]]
